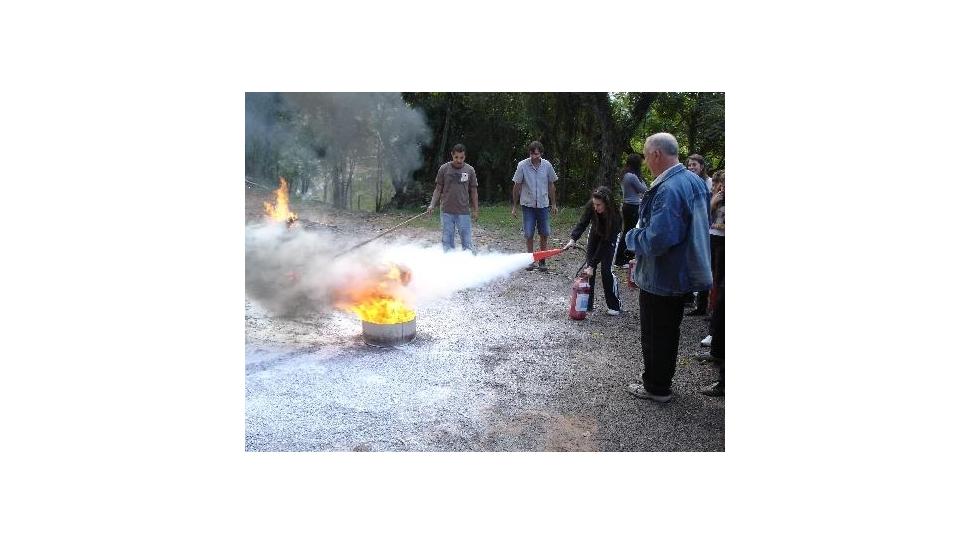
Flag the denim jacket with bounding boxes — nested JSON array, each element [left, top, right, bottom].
[[625, 163, 713, 296]]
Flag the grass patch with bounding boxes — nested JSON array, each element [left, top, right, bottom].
[[385, 204, 585, 239]]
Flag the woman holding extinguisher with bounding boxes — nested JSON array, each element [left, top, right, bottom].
[[564, 186, 623, 315]]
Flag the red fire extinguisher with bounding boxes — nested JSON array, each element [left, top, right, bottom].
[[627, 258, 637, 289], [569, 266, 592, 320]]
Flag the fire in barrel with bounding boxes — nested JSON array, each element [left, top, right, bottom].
[[336, 263, 416, 347]]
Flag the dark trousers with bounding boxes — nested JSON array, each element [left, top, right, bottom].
[[711, 284, 725, 384], [694, 234, 723, 313], [614, 203, 639, 266], [588, 261, 621, 312], [639, 289, 685, 396]]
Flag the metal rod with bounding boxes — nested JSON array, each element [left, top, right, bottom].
[[333, 209, 430, 258]]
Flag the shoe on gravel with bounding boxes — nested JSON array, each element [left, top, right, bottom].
[[525, 262, 537, 271], [700, 335, 712, 347], [536, 260, 548, 272], [607, 309, 620, 316], [694, 353, 715, 363], [701, 381, 724, 397], [626, 383, 672, 403], [685, 308, 706, 316]]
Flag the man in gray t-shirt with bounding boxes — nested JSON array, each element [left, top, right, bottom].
[[511, 141, 558, 271], [428, 143, 479, 252]]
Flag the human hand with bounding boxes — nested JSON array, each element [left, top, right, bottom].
[[563, 239, 576, 250], [472, 209, 479, 221], [582, 266, 593, 277], [426, 205, 434, 214], [511, 206, 517, 218], [551, 204, 559, 216]]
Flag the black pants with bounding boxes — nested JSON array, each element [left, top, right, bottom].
[[588, 243, 621, 312], [588, 262, 621, 313], [614, 203, 639, 266], [711, 284, 725, 383], [694, 234, 723, 314], [639, 289, 684, 396]]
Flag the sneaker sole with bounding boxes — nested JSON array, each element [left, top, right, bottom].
[[625, 387, 673, 403]]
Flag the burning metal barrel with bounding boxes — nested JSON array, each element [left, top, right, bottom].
[[337, 263, 417, 347], [362, 317, 417, 347]]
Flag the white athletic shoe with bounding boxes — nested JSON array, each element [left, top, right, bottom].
[[607, 309, 620, 316], [700, 335, 712, 347]]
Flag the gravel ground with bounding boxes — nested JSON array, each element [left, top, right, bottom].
[[245, 194, 724, 451]]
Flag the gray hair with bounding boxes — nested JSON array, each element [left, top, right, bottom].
[[644, 132, 679, 157]]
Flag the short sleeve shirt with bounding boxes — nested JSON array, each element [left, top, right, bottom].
[[512, 157, 558, 208], [435, 162, 478, 215]]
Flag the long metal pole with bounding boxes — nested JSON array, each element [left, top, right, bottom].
[[333, 209, 430, 258]]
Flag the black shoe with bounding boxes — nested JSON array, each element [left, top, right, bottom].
[[685, 308, 707, 316], [525, 262, 537, 271], [701, 381, 724, 397], [694, 353, 715, 363], [536, 260, 548, 272]]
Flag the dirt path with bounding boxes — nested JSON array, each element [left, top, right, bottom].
[[245, 190, 724, 451]]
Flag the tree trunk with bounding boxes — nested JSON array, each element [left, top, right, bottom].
[[331, 165, 341, 207], [376, 136, 384, 212], [687, 93, 699, 155], [432, 97, 452, 181], [588, 93, 619, 193]]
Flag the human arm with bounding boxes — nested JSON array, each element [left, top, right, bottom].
[[470, 186, 479, 221], [624, 185, 688, 258], [511, 163, 523, 217], [548, 163, 559, 215], [569, 205, 593, 243], [626, 172, 648, 196], [427, 166, 444, 213], [511, 182, 522, 217]]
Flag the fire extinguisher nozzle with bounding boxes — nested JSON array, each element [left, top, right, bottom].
[[532, 248, 564, 261]]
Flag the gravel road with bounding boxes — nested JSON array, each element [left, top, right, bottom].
[[245, 199, 724, 451]]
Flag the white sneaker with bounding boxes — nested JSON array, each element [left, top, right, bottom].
[[700, 335, 712, 347], [607, 309, 620, 316]]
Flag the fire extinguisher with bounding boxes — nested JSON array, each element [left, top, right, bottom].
[[627, 258, 637, 289], [569, 265, 592, 320]]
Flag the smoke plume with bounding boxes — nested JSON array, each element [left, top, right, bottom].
[[245, 92, 430, 200], [245, 222, 534, 317]]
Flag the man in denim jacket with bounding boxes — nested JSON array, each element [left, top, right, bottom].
[[624, 133, 713, 403]]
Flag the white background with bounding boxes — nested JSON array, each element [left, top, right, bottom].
[[1, 1, 968, 542]]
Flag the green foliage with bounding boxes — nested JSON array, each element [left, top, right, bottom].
[[246, 92, 725, 209], [388, 205, 586, 241], [636, 92, 725, 177]]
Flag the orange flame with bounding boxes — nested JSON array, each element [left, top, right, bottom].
[[336, 263, 415, 324], [263, 177, 298, 223], [342, 296, 416, 324]]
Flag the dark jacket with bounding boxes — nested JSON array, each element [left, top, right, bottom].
[[625, 163, 713, 296], [570, 205, 622, 268]]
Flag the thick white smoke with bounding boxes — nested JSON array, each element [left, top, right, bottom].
[[245, 222, 534, 316], [378, 242, 533, 303]]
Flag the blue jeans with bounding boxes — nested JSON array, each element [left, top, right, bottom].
[[521, 206, 550, 239], [441, 212, 473, 252]]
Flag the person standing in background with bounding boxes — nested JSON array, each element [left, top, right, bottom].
[[511, 141, 558, 272], [428, 144, 479, 252], [625, 133, 712, 403], [614, 153, 649, 268]]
